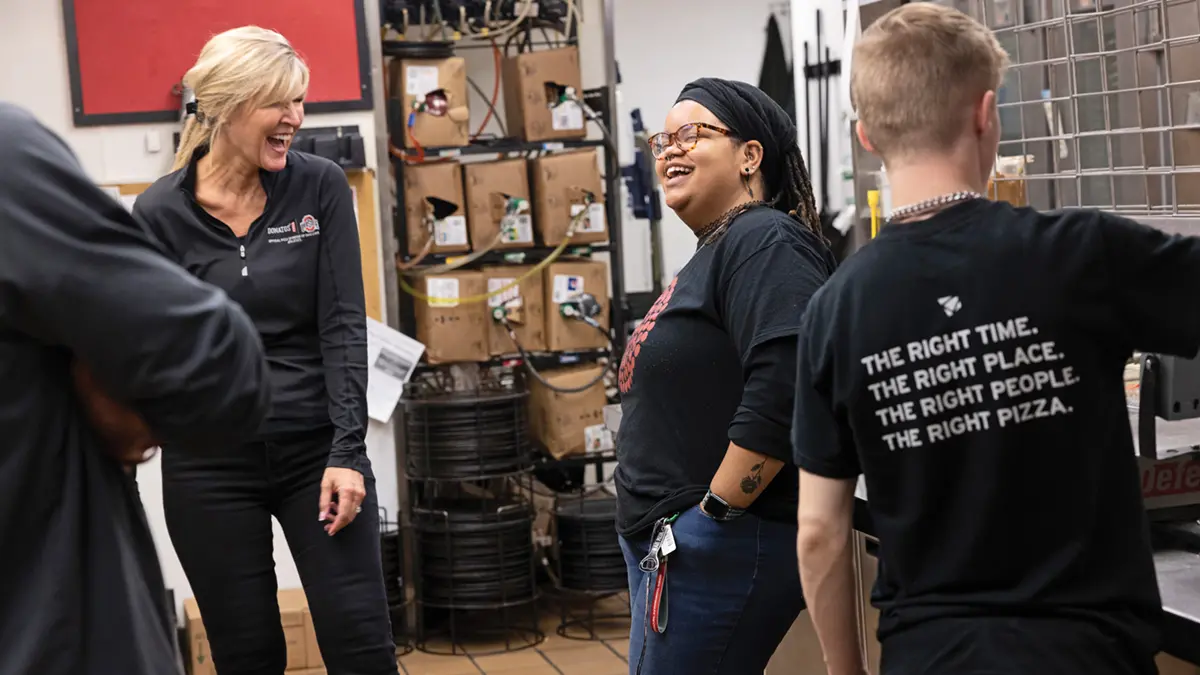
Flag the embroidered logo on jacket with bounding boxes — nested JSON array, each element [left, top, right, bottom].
[[267, 215, 321, 244]]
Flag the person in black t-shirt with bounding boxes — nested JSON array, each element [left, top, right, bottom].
[[615, 78, 837, 674], [792, 5, 1200, 675]]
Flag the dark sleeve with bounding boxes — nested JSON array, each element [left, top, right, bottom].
[[0, 108, 271, 447], [722, 234, 831, 460], [314, 162, 370, 473], [792, 298, 861, 479], [1099, 213, 1200, 357], [729, 334, 800, 461]]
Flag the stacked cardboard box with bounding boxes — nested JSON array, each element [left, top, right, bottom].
[[184, 589, 325, 675]]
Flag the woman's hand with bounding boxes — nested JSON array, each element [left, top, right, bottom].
[[318, 467, 366, 536], [72, 360, 159, 465]]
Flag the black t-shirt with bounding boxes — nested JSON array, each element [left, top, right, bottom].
[[615, 206, 836, 536], [793, 198, 1200, 673], [0, 104, 270, 674], [134, 149, 370, 474]]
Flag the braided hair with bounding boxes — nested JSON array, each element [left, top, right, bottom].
[[770, 146, 822, 240]]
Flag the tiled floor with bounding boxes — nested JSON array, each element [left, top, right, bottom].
[[399, 595, 631, 675]]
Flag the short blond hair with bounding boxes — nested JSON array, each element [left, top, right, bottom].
[[172, 26, 309, 171], [851, 2, 1009, 161]]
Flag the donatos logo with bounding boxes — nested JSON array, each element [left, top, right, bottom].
[[267, 215, 320, 244]]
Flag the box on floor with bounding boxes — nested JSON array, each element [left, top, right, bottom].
[[184, 588, 323, 675]]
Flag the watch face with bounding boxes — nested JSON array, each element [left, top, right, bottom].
[[703, 494, 728, 518]]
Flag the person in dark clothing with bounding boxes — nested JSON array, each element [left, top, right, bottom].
[[0, 101, 271, 675], [615, 78, 836, 675], [131, 27, 398, 675], [793, 5, 1200, 675]]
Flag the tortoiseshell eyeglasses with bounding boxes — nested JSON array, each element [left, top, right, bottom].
[[648, 122, 732, 158]]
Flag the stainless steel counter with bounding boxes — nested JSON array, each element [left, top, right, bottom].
[[1157, 549, 1200, 664]]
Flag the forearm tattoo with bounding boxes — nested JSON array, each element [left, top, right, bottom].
[[740, 462, 765, 495]]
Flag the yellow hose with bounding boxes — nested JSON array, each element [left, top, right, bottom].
[[868, 190, 881, 239]]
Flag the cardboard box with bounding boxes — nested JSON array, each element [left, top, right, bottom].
[[184, 589, 316, 675], [413, 271, 490, 364], [403, 162, 469, 257], [530, 150, 607, 246], [528, 365, 608, 459], [482, 266, 546, 356], [543, 259, 609, 352], [501, 47, 587, 142], [464, 159, 534, 250], [278, 589, 308, 671], [389, 57, 469, 149], [303, 608, 323, 668], [184, 599, 215, 675]]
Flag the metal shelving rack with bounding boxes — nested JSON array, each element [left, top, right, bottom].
[[365, 0, 627, 647]]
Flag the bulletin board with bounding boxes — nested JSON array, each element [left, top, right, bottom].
[[103, 169, 383, 322], [62, 0, 373, 127]]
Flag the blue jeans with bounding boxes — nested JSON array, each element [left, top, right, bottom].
[[619, 505, 805, 675]]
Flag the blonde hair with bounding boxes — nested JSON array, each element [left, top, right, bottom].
[[172, 26, 310, 171], [850, 2, 1009, 162]]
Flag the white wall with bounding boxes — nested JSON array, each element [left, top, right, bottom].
[[613, 0, 794, 283], [791, 0, 853, 214], [0, 1, 398, 619]]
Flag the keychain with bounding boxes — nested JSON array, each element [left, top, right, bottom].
[[635, 513, 680, 675]]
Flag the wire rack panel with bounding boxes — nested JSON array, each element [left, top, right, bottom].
[[945, 0, 1200, 229]]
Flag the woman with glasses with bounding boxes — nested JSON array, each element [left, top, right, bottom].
[[614, 77, 836, 674]]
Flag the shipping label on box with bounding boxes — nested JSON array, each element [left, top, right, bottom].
[[570, 202, 607, 234], [552, 274, 585, 304], [483, 266, 545, 356], [406, 65, 440, 97], [488, 277, 522, 309], [427, 277, 461, 308], [551, 101, 585, 131], [500, 214, 534, 244]]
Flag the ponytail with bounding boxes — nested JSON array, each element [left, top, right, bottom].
[[172, 115, 212, 172], [770, 147, 823, 240]]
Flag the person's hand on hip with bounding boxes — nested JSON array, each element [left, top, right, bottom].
[[319, 467, 365, 535], [71, 360, 159, 466]]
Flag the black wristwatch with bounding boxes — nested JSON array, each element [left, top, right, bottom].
[[699, 490, 745, 522]]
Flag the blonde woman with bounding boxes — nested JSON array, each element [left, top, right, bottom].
[[133, 27, 397, 675]]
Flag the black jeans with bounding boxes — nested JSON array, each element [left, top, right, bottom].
[[161, 426, 397, 675]]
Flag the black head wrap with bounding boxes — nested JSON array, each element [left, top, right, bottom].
[[676, 77, 798, 201]]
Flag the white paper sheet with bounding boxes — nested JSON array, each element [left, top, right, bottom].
[[366, 317, 426, 423]]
